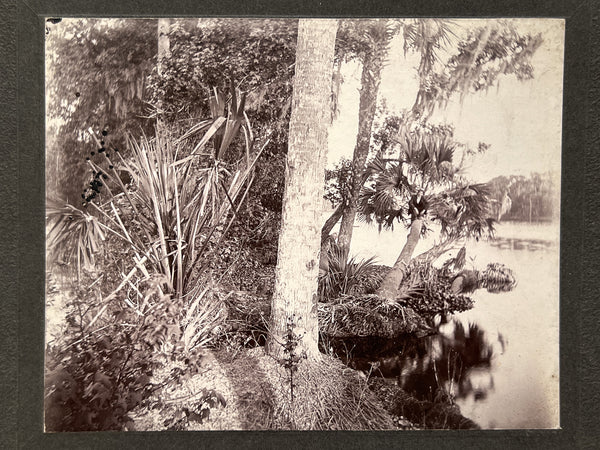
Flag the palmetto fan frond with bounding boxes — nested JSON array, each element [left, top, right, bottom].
[[318, 240, 379, 300], [401, 133, 456, 185], [429, 182, 496, 239], [46, 201, 106, 278], [357, 157, 412, 229], [403, 19, 457, 119], [403, 19, 456, 72]]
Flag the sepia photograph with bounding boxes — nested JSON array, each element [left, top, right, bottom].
[[44, 17, 563, 431]]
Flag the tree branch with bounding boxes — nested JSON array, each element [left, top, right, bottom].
[[321, 204, 344, 245]]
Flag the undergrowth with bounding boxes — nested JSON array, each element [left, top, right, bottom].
[[45, 84, 260, 431]]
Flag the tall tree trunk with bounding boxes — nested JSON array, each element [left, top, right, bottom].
[[157, 18, 171, 134], [376, 218, 424, 298], [337, 23, 388, 259], [266, 19, 338, 360]]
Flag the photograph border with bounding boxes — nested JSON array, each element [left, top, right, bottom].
[[3, 0, 598, 447]]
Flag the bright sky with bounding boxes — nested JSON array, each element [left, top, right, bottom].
[[327, 19, 565, 184]]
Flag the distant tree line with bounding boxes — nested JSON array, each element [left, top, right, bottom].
[[488, 172, 558, 223]]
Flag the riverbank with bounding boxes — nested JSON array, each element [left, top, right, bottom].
[[127, 344, 480, 431], [45, 257, 481, 431]]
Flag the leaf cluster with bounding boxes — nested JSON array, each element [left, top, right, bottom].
[[163, 388, 227, 430], [335, 19, 398, 64], [44, 277, 198, 431], [428, 183, 496, 240]]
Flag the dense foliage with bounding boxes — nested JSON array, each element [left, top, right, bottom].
[[47, 18, 298, 214], [148, 19, 299, 215], [45, 274, 206, 431], [46, 19, 157, 204]]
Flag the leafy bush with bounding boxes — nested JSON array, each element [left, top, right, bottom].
[[44, 276, 207, 431]]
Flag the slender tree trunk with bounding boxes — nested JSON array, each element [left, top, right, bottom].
[[411, 237, 456, 265], [157, 18, 171, 75], [337, 25, 388, 259], [266, 19, 338, 360], [157, 18, 171, 134], [376, 218, 424, 298], [321, 204, 344, 245]]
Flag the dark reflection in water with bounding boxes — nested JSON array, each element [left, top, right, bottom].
[[330, 317, 505, 404]]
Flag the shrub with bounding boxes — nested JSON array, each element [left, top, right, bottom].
[[318, 241, 379, 300], [44, 277, 207, 431]]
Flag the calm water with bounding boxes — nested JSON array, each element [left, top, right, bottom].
[[345, 220, 560, 429]]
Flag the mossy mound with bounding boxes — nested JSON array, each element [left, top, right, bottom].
[[369, 378, 480, 430], [318, 295, 434, 339], [253, 348, 396, 430]]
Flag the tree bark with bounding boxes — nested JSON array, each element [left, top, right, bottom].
[[266, 19, 338, 360], [157, 18, 171, 75], [337, 23, 388, 259], [376, 218, 424, 298], [157, 18, 171, 134], [321, 204, 344, 245]]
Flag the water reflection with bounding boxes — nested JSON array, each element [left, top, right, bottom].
[[332, 318, 504, 405], [345, 222, 559, 428], [488, 236, 555, 252]]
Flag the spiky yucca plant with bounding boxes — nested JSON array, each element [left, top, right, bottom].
[[46, 84, 268, 352], [78, 84, 266, 299]]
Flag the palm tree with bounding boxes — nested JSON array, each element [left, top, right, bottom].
[[335, 20, 396, 258], [357, 131, 495, 298], [266, 19, 338, 359], [326, 19, 542, 259]]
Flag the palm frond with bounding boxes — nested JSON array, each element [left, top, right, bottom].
[[46, 201, 105, 277], [357, 157, 412, 229], [429, 182, 496, 239], [319, 241, 379, 300]]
